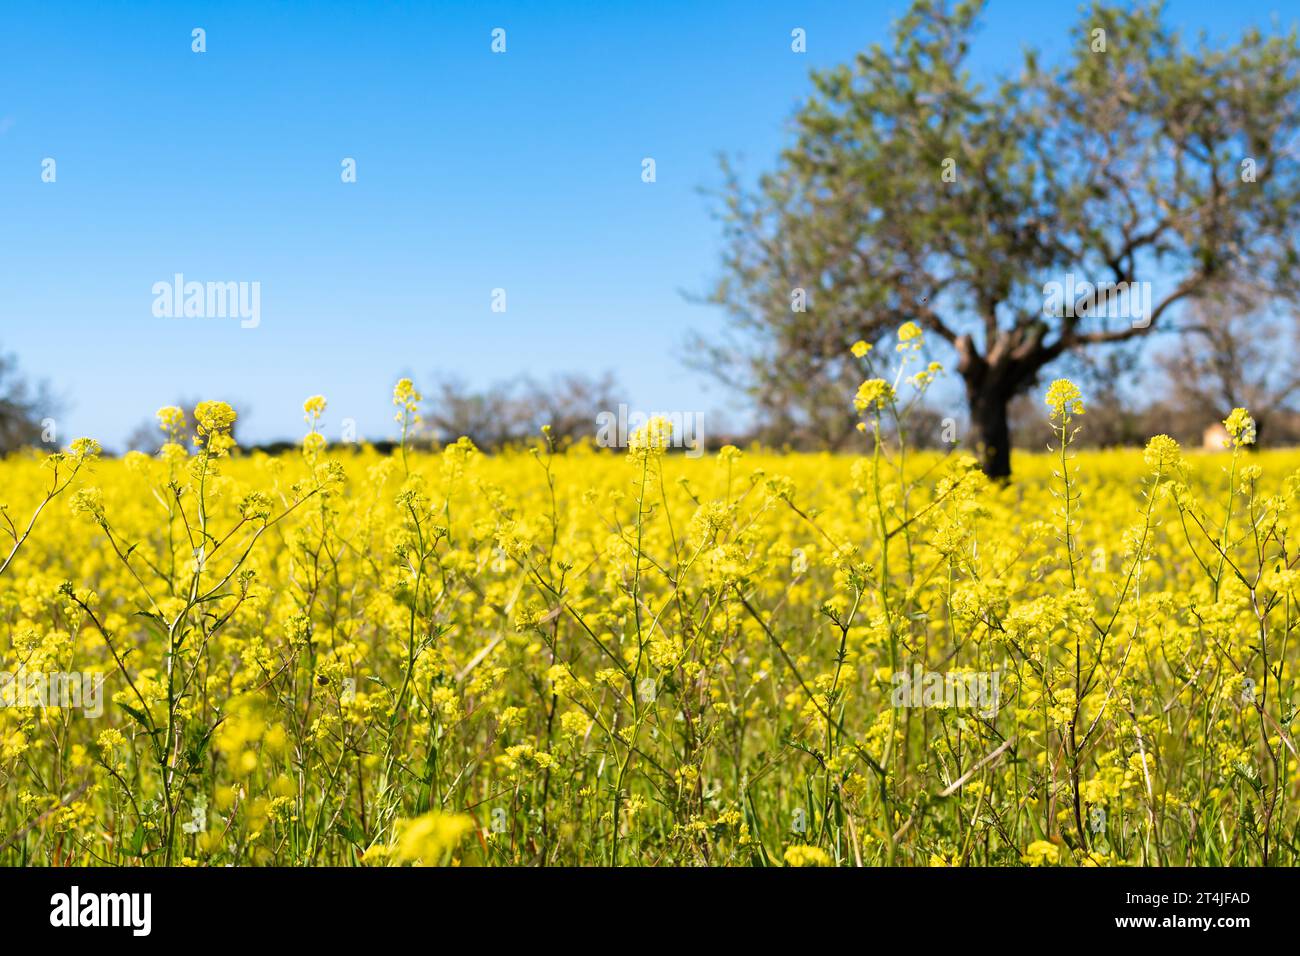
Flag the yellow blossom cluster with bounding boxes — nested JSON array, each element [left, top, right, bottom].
[[0, 357, 1296, 867]]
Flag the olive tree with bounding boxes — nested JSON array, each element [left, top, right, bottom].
[[700, 0, 1300, 476]]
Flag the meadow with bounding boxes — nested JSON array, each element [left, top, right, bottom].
[[0, 336, 1296, 867]]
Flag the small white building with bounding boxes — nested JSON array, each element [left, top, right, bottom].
[[1202, 422, 1231, 450]]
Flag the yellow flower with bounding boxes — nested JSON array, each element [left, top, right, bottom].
[[853, 378, 894, 413], [69, 437, 101, 461], [393, 378, 421, 414], [69, 487, 105, 522], [391, 812, 475, 865], [302, 432, 327, 457], [1044, 379, 1084, 421], [193, 400, 238, 450], [559, 710, 590, 737], [1143, 434, 1183, 474], [783, 844, 832, 867], [1223, 408, 1256, 446], [303, 394, 327, 421], [1021, 840, 1060, 867], [628, 416, 673, 460], [156, 405, 186, 436]]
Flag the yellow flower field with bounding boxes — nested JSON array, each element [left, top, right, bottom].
[[1, 371, 1297, 867]]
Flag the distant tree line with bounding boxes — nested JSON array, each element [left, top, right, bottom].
[[0, 349, 55, 454]]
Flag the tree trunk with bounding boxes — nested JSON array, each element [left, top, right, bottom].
[[969, 389, 1013, 480], [956, 334, 1017, 480]]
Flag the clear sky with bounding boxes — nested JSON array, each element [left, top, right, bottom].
[[1, 0, 1294, 448]]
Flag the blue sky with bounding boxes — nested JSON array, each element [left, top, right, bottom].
[[1, 0, 1294, 448]]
